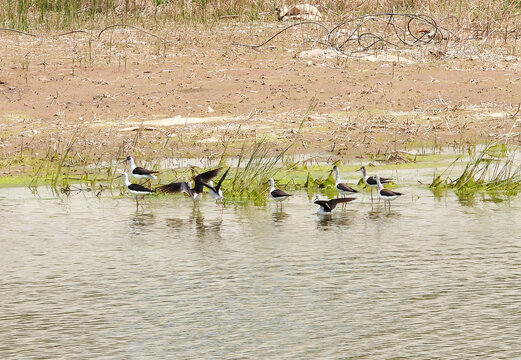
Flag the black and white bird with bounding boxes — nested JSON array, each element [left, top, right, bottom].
[[157, 180, 194, 198], [375, 174, 403, 209], [119, 172, 155, 206], [313, 194, 356, 215], [158, 167, 222, 201], [357, 166, 392, 201], [125, 156, 159, 184], [268, 178, 292, 208], [203, 168, 229, 210], [331, 165, 358, 197]]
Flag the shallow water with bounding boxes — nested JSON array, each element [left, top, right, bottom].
[[1, 170, 521, 359]]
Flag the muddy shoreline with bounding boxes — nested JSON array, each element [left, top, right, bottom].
[[1, 22, 521, 176]]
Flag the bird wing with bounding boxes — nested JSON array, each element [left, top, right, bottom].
[[366, 176, 392, 185], [157, 181, 194, 197], [202, 183, 217, 194], [133, 166, 159, 175], [215, 168, 230, 191], [314, 200, 332, 212], [327, 197, 356, 210], [193, 167, 222, 193], [128, 183, 154, 193], [194, 167, 222, 184], [337, 183, 358, 193], [271, 189, 292, 198], [366, 176, 377, 186], [379, 188, 402, 197]]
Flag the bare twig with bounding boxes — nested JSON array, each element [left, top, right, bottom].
[[98, 24, 168, 42], [57, 30, 95, 38], [232, 21, 330, 48], [0, 28, 36, 37]]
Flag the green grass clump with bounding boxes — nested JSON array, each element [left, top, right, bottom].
[[225, 139, 291, 205], [429, 144, 521, 200]]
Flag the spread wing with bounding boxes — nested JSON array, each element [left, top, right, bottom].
[[133, 166, 159, 175], [271, 189, 292, 198], [215, 168, 230, 192], [128, 183, 154, 193], [193, 167, 222, 193], [314, 200, 332, 212], [194, 167, 222, 184], [157, 181, 194, 197], [202, 183, 217, 193], [336, 183, 358, 193], [327, 197, 356, 210]]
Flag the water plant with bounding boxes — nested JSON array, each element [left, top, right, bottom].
[[429, 144, 521, 199], [226, 139, 292, 205]]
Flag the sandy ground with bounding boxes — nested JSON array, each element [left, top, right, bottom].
[[1, 21, 521, 175]]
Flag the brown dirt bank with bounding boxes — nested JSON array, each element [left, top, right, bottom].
[[1, 22, 521, 176]]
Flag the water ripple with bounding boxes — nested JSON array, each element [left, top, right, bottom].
[[1, 186, 521, 358]]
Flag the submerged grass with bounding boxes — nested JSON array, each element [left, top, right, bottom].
[[429, 144, 521, 200]]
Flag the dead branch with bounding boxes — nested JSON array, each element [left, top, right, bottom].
[[0, 28, 36, 37], [98, 24, 168, 42]]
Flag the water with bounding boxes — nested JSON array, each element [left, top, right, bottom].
[[1, 171, 521, 359]]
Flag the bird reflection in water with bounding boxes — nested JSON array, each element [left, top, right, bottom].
[[165, 217, 187, 229], [189, 207, 223, 238], [272, 208, 289, 224], [316, 213, 353, 230], [367, 208, 401, 220], [128, 212, 155, 235]]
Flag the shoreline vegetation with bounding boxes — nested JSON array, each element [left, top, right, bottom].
[[2, 1, 521, 201], [6, 141, 521, 205], [2, 0, 521, 30]]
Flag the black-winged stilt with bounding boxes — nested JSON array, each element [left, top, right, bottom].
[[119, 172, 155, 206], [357, 166, 392, 202], [313, 194, 356, 215], [125, 156, 159, 185], [157, 180, 194, 197], [268, 178, 292, 208], [331, 165, 358, 208], [375, 174, 402, 209], [203, 168, 229, 211], [158, 167, 222, 201]]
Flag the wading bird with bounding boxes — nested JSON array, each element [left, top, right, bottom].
[[313, 194, 356, 215], [268, 178, 292, 208], [119, 172, 154, 207], [125, 156, 159, 186], [204, 168, 229, 212], [158, 167, 222, 202], [331, 165, 358, 197], [375, 174, 403, 210], [357, 166, 392, 202]]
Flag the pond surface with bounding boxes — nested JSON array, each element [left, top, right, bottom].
[[1, 169, 521, 359]]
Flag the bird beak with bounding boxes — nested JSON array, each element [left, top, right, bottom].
[[356, 167, 362, 172]]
